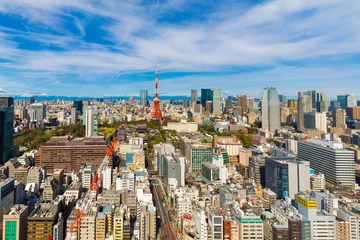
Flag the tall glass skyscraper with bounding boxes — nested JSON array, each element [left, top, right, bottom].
[[212, 88, 221, 114], [73, 100, 83, 115], [261, 88, 280, 131], [297, 92, 312, 131], [0, 97, 14, 165], [201, 89, 213, 108], [140, 90, 148, 106], [191, 90, 198, 103]]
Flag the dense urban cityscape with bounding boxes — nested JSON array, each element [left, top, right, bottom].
[[1, 67, 360, 240], [1, 0, 360, 240]]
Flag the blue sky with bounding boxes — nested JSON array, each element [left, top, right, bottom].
[[0, 0, 359, 98]]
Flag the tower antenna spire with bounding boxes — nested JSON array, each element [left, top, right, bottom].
[[150, 66, 163, 122]]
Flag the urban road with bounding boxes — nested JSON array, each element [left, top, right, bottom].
[[152, 179, 178, 240]]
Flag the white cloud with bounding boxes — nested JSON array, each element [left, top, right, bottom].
[[0, 0, 359, 96]]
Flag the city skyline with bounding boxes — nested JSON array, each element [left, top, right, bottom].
[[0, 0, 359, 97]]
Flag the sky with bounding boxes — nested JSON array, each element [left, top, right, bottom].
[[0, 0, 359, 98]]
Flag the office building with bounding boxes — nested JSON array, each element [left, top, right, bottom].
[[338, 94, 357, 109], [280, 107, 290, 123], [201, 89, 212, 107], [237, 95, 247, 115], [265, 155, 310, 198], [304, 111, 327, 132], [0, 97, 14, 164], [347, 106, 360, 119], [140, 90, 148, 106], [3, 205, 28, 240], [201, 162, 219, 182], [35, 136, 107, 172], [249, 154, 266, 186], [317, 92, 330, 112], [308, 90, 316, 109], [183, 97, 190, 108], [208, 211, 223, 240], [30, 103, 46, 123], [85, 109, 98, 137], [332, 109, 346, 128], [298, 139, 355, 186], [0, 179, 15, 224], [297, 193, 336, 240], [212, 88, 221, 114], [70, 108, 77, 124], [73, 100, 83, 114], [247, 96, 255, 110], [163, 154, 185, 190], [297, 92, 312, 131], [238, 215, 263, 240], [205, 100, 212, 112], [113, 207, 124, 240], [27, 166, 44, 185], [27, 204, 59, 240], [261, 87, 280, 131], [189, 144, 213, 171], [191, 90, 198, 103], [278, 94, 286, 103]]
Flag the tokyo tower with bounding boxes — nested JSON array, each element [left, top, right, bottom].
[[150, 66, 163, 122]]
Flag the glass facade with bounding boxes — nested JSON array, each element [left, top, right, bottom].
[[5, 220, 17, 240], [140, 90, 148, 106], [190, 146, 213, 170], [201, 89, 213, 108], [0, 106, 14, 164]]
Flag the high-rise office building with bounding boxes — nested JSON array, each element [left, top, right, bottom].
[[140, 90, 148, 106], [189, 144, 213, 171], [29, 96, 35, 104], [237, 95, 247, 114], [298, 139, 355, 186], [304, 111, 327, 132], [71, 108, 77, 124], [308, 90, 316, 109], [265, 155, 310, 198], [346, 106, 360, 120], [278, 94, 287, 103], [225, 97, 233, 111], [261, 87, 280, 131], [183, 97, 190, 108], [139, 205, 156, 240], [0, 97, 14, 165], [297, 92, 312, 131], [332, 109, 346, 128], [30, 103, 46, 123], [212, 88, 221, 114], [338, 94, 358, 109], [73, 100, 83, 115], [2, 205, 28, 240], [201, 89, 213, 107], [191, 90, 198, 103], [163, 154, 185, 190], [317, 92, 330, 112], [85, 109, 98, 137]]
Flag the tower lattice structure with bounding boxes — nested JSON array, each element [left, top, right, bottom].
[[150, 66, 163, 122]]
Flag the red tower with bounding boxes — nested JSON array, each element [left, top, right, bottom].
[[150, 66, 163, 122]]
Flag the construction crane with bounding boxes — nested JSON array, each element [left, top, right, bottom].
[[66, 137, 119, 240]]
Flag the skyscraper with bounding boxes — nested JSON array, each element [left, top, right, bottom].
[[183, 97, 190, 108], [316, 92, 330, 112], [201, 89, 213, 108], [337, 94, 357, 109], [85, 109, 98, 137], [332, 109, 346, 128], [212, 88, 221, 114], [140, 90, 148, 106], [29, 96, 35, 104], [261, 87, 280, 131], [30, 103, 46, 124], [0, 97, 14, 165], [308, 90, 316, 109], [191, 90, 198, 103], [237, 95, 247, 115], [297, 92, 312, 131], [73, 100, 83, 115]]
